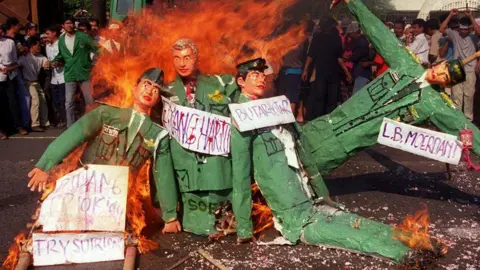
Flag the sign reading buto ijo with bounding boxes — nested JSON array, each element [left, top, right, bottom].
[[229, 95, 296, 132], [377, 118, 463, 165], [33, 165, 129, 266]]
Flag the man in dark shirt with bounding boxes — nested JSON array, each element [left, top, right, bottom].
[[345, 22, 372, 94], [302, 17, 351, 120]]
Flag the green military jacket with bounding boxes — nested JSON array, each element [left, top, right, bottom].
[[303, 0, 480, 175], [158, 74, 238, 193], [35, 104, 178, 222], [231, 94, 327, 240], [54, 31, 97, 82]]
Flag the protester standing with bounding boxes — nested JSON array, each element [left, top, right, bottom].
[[0, 18, 28, 139], [302, 17, 351, 120], [54, 17, 97, 127], [407, 19, 429, 66], [440, 9, 480, 121], [46, 25, 66, 128], [17, 37, 50, 131], [345, 22, 372, 94], [425, 19, 443, 65]]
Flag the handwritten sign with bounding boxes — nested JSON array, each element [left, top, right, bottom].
[[377, 118, 463, 164], [161, 97, 231, 155], [228, 95, 295, 132], [38, 165, 128, 232], [32, 232, 124, 266]]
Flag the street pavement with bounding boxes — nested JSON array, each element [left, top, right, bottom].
[[0, 128, 479, 269]]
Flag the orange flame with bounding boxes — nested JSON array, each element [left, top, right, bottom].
[[91, 0, 306, 107], [393, 205, 433, 250], [2, 232, 27, 270], [251, 184, 274, 234], [126, 160, 159, 253]]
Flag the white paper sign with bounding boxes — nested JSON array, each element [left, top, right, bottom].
[[377, 118, 463, 164], [32, 232, 124, 266], [38, 165, 129, 232], [228, 95, 295, 132], [161, 96, 231, 155]]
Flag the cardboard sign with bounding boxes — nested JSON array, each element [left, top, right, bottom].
[[229, 95, 295, 132], [161, 97, 231, 155], [32, 232, 124, 266], [377, 118, 463, 164], [38, 165, 129, 232]]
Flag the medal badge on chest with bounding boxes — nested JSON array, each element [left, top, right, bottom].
[[102, 124, 120, 137]]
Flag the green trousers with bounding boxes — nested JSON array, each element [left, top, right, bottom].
[[181, 189, 232, 235], [301, 205, 410, 263]]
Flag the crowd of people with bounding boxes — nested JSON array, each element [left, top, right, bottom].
[[2, 8, 480, 140], [0, 15, 99, 140], [278, 8, 480, 125]]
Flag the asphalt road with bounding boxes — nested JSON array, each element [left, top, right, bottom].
[[0, 128, 479, 269]]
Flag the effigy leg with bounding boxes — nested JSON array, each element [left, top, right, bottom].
[[301, 205, 410, 263], [180, 189, 232, 236]]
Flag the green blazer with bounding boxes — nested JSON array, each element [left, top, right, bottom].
[[35, 104, 178, 222], [54, 31, 97, 82], [158, 74, 238, 193], [230, 94, 327, 240]]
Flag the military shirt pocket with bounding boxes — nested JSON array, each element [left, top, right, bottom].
[[260, 133, 285, 156]]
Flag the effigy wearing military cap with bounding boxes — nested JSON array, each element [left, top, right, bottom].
[[236, 58, 268, 74], [446, 59, 466, 87], [139, 68, 164, 86]]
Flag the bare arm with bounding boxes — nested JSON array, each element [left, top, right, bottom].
[[302, 56, 313, 81], [440, 9, 458, 33], [338, 58, 352, 82], [466, 9, 480, 36], [439, 40, 449, 59]]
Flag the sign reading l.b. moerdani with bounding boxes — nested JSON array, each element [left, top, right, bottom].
[[377, 118, 463, 165]]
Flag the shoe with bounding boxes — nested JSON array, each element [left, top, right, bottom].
[[56, 122, 66, 129], [0, 131, 7, 140], [31, 126, 45, 132], [17, 128, 28, 135]]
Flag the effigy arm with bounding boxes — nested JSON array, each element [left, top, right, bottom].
[[35, 105, 105, 171]]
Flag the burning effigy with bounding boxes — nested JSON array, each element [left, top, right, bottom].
[[3, 69, 170, 268], [3, 0, 480, 268]]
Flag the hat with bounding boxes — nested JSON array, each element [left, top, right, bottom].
[[236, 58, 268, 75], [26, 22, 37, 29], [446, 59, 466, 87], [138, 68, 164, 86], [346, 22, 360, 34]]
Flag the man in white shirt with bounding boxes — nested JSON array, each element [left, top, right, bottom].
[[45, 25, 66, 128], [407, 19, 429, 66], [440, 9, 480, 121], [17, 37, 50, 132], [0, 17, 28, 139]]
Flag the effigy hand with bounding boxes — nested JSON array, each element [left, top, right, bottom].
[[162, 220, 182, 233], [330, 0, 349, 9], [27, 168, 49, 192]]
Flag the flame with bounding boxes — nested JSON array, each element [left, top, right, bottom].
[[393, 205, 433, 250], [91, 0, 306, 107], [126, 160, 159, 253], [251, 184, 274, 234], [2, 232, 27, 269]]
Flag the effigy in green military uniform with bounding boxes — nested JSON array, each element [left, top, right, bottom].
[[231, 58, 413, 262], [156, 39, 238, 235], [28, 68, 178, 228], [303, 0, 480, 176]]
